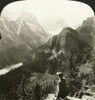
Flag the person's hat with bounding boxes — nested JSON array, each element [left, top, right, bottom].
[[56, 72, 63, 78]]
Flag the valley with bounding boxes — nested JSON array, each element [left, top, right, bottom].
[[0, 12, 95, 100]]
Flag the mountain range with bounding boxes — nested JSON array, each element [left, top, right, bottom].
[[0, 12, 51, 68], [0, 14, 94, 99], [0, 12, 94, 73]]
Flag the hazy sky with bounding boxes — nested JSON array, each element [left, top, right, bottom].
[[2, 0, 94, 27]]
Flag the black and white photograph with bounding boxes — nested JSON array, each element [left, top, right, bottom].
[[0, 0, 95, 100]]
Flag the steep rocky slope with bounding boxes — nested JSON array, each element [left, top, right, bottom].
[[76, 16, 95, 47]]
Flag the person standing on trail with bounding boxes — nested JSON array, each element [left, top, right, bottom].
[[56, 72, 69, 100]]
